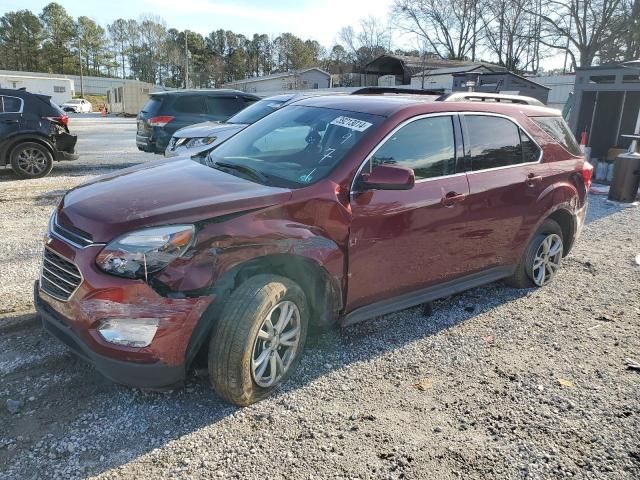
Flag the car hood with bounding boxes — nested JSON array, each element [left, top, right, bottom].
[[173, 122, 248, 138], [57, 159, 292, 243]]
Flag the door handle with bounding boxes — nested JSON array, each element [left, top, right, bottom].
[[526, 173, 543, 187], [441, 191, 466, 207], [1, 119, 18, 124]]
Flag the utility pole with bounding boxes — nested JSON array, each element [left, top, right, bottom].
[[562, 15, 573, 74], [185, 30, 189, 89], [78, 36, 84, 98]]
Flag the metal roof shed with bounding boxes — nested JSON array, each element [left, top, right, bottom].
[[452, 71, 550, 104], [363, 55, 494, 87], [567, 65, 640, 159]]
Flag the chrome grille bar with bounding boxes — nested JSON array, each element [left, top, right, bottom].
[[40, 248, 82, 301]]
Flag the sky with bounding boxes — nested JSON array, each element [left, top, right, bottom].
[[3, 0, 397, 48]]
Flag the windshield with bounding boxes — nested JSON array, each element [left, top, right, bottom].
[[206, 105, 383, 188], [226, 98, 288, 125], [67, 100, 81, 104]]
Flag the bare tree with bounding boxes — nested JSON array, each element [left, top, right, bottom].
[[392, 0, 480, 60], [480, 0, 544, 72], [339, 16, 390, 68], [536, 0, 623, 67]]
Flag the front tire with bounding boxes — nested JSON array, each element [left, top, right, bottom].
[[10, 142, 54, 179], [208, 274, 308, 406], [507, 219, 564, 288]]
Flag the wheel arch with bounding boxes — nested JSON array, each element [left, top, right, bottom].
[[546, 208, 577, 256], [4, 135, 56, 164], [184, 253, 343, 369]]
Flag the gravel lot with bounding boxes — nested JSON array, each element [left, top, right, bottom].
[[1, 115, 639, 479]]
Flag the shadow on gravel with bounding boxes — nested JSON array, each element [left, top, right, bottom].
[[0, 282, 530, 478]]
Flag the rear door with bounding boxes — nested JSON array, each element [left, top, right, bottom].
[[205, 95, 245, 122], [347, 114, 471, 311], [460, 113, 548, 271]]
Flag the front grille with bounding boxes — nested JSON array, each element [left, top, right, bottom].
[[51, 214, 93, 248], [40, 248, 82, 301]]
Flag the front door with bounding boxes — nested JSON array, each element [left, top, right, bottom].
[[346, 114, 471, 312]]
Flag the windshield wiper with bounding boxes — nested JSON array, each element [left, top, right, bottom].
[[213, 161, 269, 184]]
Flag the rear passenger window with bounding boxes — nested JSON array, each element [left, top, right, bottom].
[[371, 116, 456, 180], [173, 95, 206, 114], [466, 116, 537, 171], [532, 116, 582, 156], [0, 96, 22, 113], [206, 96, 242, 118]]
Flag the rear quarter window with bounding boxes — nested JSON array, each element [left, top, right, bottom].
[[0, 96, 23, 113], [532, 116, 582, 156]]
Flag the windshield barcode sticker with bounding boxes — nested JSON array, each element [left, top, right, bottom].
[[330, 116, 373, 132]]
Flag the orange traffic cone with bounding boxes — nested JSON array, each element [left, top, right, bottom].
[[579, 129, 587, 153]]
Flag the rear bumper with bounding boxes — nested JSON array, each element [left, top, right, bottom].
[[54, 132, 78, 161], [55, 150, 79, 161], [137, 128, 171, 154], [35, 281, 186, 388]]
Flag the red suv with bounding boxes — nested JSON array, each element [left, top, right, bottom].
[[35, 93, 592, 406]]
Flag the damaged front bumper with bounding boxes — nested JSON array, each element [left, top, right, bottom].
[[36, 283, 186, 388], [35, 236, 214, 389]]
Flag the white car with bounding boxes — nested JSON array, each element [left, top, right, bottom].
[[61, 99, 92, 113]]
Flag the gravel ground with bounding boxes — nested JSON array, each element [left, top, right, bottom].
[[0, 117, 639, 479]]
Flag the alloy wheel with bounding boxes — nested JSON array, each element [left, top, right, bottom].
[[251, 300, 302, 388], [531, 233, 563, 286], [15, 148, 48, 176]]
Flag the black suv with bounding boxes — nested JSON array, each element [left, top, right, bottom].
[[0, 88, 78, 179], [136, 89, 260, 154]]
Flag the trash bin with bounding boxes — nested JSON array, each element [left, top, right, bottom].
[[608, 152, 640, 202]]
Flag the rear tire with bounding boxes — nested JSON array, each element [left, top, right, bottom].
[[208, 274, 308, 406], [506, 219, 564, 288], [10, 142, 54, 179]]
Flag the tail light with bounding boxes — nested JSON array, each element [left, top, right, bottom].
[[148, 116, 175, 127], [582, 160, 594, 190], [47, 115, 69, 127]]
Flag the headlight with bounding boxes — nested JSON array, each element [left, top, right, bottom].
[[96, 225, 195, 279], [98, 318, 159, 347], [186, 137, 216, 148]]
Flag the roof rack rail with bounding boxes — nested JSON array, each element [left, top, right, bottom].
[[438, 92, 544, 106], [351, 86, 445, 96]]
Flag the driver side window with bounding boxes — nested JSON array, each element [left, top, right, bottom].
[[370, 116, 456, 180]]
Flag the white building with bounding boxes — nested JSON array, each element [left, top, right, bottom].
[[0, 73, 74, 104], [0, 69, 160, 96], [223, 68, 331, 94], [528, 74, 576, 110]]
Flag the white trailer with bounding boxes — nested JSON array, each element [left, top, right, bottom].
[[0, 74, 74, 105], [106, 81, 155, 116]]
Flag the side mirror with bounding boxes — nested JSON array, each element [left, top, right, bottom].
[[360, 164, 415, 191]]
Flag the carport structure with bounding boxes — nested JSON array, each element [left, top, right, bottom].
[[568, 65, 640, 160]]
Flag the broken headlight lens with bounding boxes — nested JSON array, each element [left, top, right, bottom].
[[98, 318, 159, 347], [96, 225, 195, 279], [186, 137, 216, 148]]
